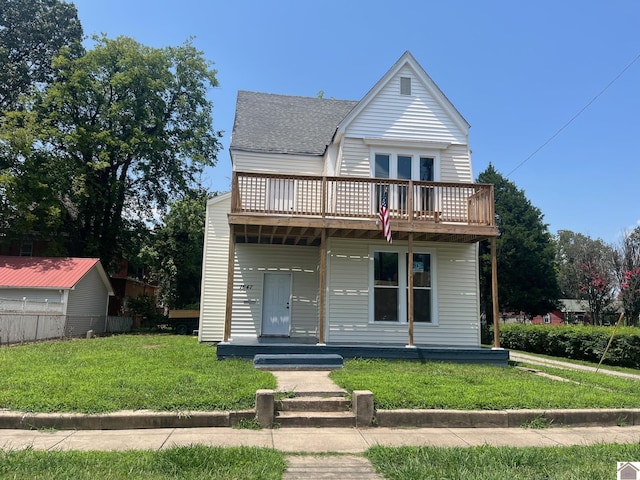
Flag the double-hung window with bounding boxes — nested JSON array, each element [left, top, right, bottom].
[[371, 248, 434, 324]]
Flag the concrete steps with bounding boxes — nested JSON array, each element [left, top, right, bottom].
[[254, 353, 344, 370], [276, 410, 356, 428], [275, 393, 355, 427]]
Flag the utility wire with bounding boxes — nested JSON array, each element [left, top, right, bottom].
[[506, 52, 640, 178]]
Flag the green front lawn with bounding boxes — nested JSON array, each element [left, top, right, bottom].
[[0, 335, 275, 413], [329, 358, 640, 410], [2, 335, 640, 413]]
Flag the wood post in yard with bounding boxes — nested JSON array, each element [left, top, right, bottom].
[[223, 225, 236, 343], [318, 228, 326, 344], [407, 232, 414, 347], [491, 236, 500, 348]]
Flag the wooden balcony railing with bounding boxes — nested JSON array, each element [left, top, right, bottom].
[[231, 172, 495, 228]]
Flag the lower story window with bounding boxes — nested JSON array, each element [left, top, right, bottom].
[[374, 252, 398, 322], [373, 250, 432, 323]]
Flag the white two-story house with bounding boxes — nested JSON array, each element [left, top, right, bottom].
[[199, 52, 501, 362]]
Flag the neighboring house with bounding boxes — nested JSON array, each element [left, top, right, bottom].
[[531, 310, 564, 325], [199, 52, 500, 360], [532, 299, 589, 325], [0, 256, 114, 342]]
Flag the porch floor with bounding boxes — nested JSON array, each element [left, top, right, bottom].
[[216, 338, 509, 366]]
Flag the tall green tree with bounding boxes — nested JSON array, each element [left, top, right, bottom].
[[615, 226, 640, 326], [1, 35, 222, 266], [477, 164, 560, 321], [0, 0, 83, 112], [141, 189, 210, 309], [555, 230, 616, 324]]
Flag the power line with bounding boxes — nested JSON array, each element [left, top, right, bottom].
[[506, 52, 640, 178]]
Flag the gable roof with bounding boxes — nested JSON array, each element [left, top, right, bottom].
[[0, 256, 113, 293], [231, 91, 358, 156], [230, 52, 468, 158], [336, 51, 470, 140]]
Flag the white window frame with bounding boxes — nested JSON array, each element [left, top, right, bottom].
[[371, 149, 440, 214], [368, 245, 438, 325], [370, 148, 441, 182]]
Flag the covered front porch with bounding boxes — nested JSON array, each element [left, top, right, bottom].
[[216, 337, 509, 366]]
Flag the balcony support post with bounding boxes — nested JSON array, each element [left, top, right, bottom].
[[318, 228, 327, 345], [491, 236, 501, 349], [223, 225, 236, 343], [407, 232, 414, 347]]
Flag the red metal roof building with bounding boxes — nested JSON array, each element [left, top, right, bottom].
[[0, 256, 115, 343], [0, 256, 112, 290]]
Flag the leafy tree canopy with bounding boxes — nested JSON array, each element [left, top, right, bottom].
[[0, 0, 83, 111], [477, 164, 561, 319], [615, 226, 640, 326], [555, 229, 616, 324], [140, 189, 210, 309], [1, 35, 222, 267]]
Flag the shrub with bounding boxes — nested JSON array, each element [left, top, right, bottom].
[[494, 324, 640, 369]]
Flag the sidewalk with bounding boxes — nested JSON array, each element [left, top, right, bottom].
[[509, 351, 640, 380], [3, 425, 640, 453]]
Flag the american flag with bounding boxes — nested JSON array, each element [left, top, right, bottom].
[[379, 192, 392, 243]]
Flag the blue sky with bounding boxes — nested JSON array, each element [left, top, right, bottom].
[[71, 0, 640, 244]]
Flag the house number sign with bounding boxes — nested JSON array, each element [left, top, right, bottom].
[[239, 284, 253, 290]]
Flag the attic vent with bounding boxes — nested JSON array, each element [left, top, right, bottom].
[[400, 77, 411, 95]]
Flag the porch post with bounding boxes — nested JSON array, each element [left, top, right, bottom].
[[223, 225, 236, 343], [407, 232, 414, 347], [318, 228, 326, 345], [491, 236, 501, 349]]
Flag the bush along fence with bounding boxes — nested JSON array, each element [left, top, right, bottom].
[[485, 324, 640, 369]]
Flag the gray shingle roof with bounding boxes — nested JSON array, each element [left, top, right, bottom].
[[231, 91, 358, 156]]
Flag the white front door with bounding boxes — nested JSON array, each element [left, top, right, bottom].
[[262, 273, 291, 336]]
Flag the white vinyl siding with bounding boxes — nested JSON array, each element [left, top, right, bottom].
[[346, 66, 467, 144], [231, 244, 319, 339], [338, 138, 371, 177], [326, 238, 479, 346], [199, 196, 320, 343], [65, 267, 110, 336], [418, 243, 480, 346], [199, 194, 232, 342], [66, 267, 109, 318], [233, 151, 324, 176], [440, 144, 472, 183], [338, 140, 471, 185], [0, 288, 64, 305]]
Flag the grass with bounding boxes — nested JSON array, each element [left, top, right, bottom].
[[511, 349, 640, 376], [0, 335, 275, 413], [329, 358, 640, 410], [0, 446, 286, 480], [367, 443, 640, 480], [515, 362, 640, 396], [3, 335, 640, 413]]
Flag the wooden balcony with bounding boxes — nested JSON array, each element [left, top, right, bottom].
[[228, 172, 498, 245]]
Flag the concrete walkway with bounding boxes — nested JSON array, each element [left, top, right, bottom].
[[509, 352, 640, 380], [3, 425, 640, 452]]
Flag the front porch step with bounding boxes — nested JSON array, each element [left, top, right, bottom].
[[254, 353, 344, 370], [277, 396, 351, 412], [275, 411, 356, 428]]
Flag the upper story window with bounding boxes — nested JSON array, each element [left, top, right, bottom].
[[373, 152, 436, 182], [400, 76, 411, 96]]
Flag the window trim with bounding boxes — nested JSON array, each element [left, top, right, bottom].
[[368, 245, 438, 325], [370, 148, 440, 182]]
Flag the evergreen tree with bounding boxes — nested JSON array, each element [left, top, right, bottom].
[[477, 164, 561, 321]]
